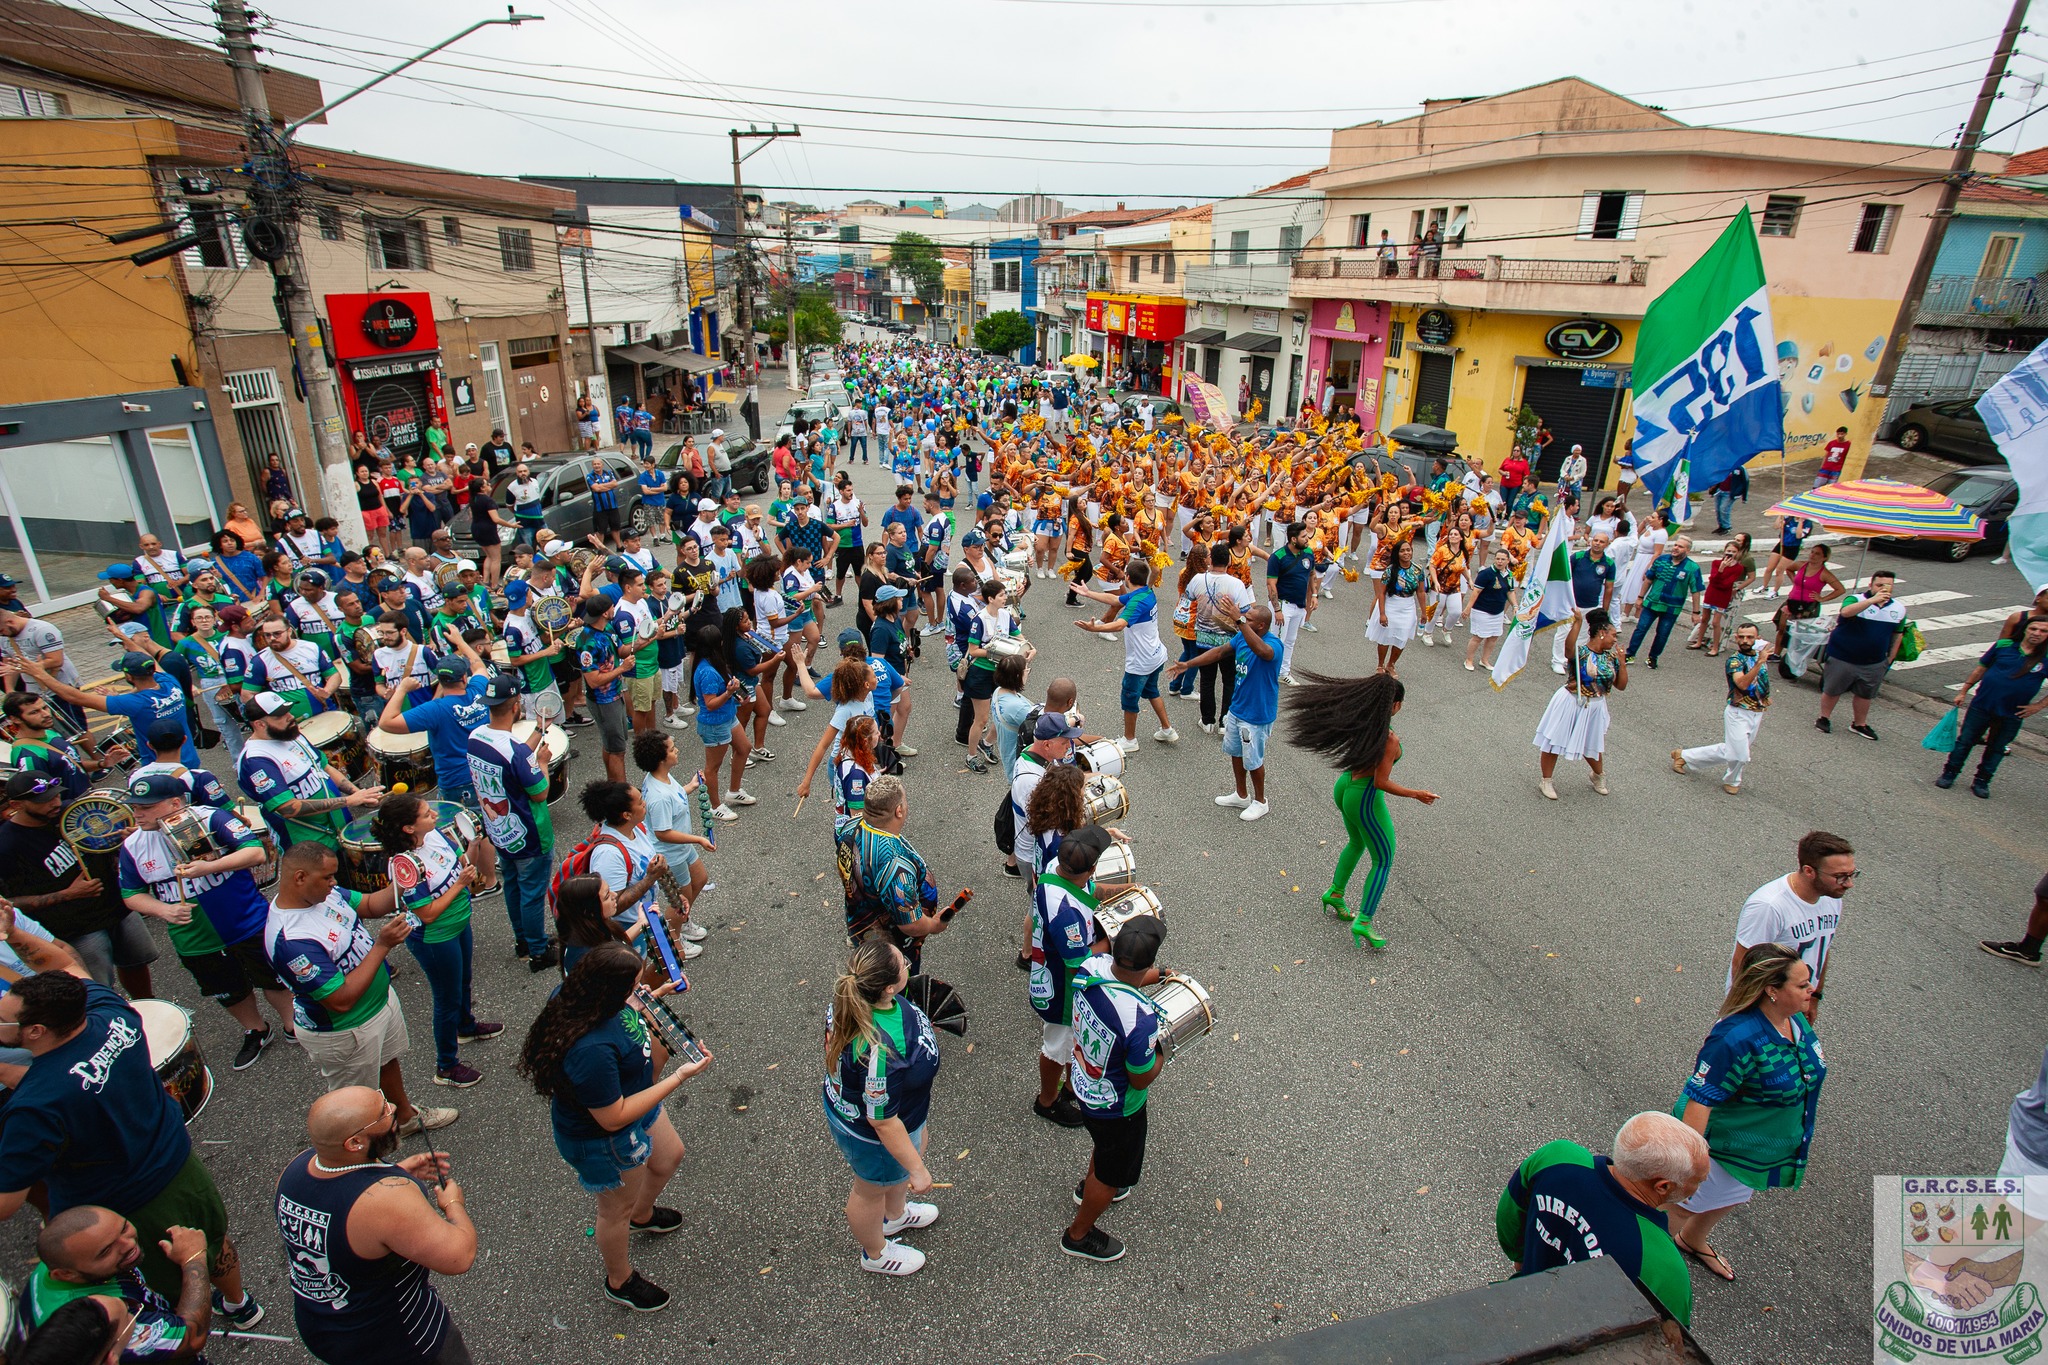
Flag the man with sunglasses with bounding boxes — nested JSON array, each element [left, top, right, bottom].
[[276, 1086, 475, 1365], [1727, 830, 1854, 1023]]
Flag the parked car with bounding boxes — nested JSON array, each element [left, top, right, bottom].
[[473, 453, 641, 547], [1111, 392, 1182, 419], [1872, 466, 2016, 561], [653, 433, 772, 500], [1344, 426, 1474, 491], [776, 398, 841, 440], [808, 378, 851, 407], [1890, 400, 2001, 463]]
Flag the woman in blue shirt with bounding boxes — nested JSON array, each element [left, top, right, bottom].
[[208, 530, 264, 604], [822, 938, 942, 1276], [690, 624, 752, 821], [1939, 615, 2048, 798]]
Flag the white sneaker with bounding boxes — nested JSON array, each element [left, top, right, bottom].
[[676, 921, 709, 942], [712, 804, 740, 821], [1239, 799, 1270, 821], [767, 711, 787, 727], [727, 789, 757, 806], [1302, 620, 1319, 632], [1154, 727, 1178, 743], [861, 1240, 926, 1276], [1419, 633, 1434, 647], [882, 1202, 939, 1234], [896, 743, 919, 757], [1281, 673, 1300, 686], [1214, 792, 1249, 809], [680, 704, 696, 718], [1550, 662, 1566, 674], [677, 938, 704, 960], [780, 698, 808, 713], [1200, 721, 1218, 735], [1115, 737, 1139, 754], [1321, 587, 1335, 599], [663, 714, 689, 729]]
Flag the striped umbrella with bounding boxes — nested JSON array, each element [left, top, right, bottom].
[[1762, 478, 1984, 541]]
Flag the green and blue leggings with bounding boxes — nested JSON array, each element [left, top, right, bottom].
[[1330, 770, 1395, 924]]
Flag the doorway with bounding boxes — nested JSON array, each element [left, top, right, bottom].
[[1249, 356, 1275, 413], [1411, 352, 1453, 427], [1519, 365, 1625, 484]]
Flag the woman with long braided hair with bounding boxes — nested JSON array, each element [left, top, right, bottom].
[[1284, 671, 1437, 947]]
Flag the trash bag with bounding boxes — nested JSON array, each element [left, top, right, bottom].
[[1921, 707, 1961, 752]]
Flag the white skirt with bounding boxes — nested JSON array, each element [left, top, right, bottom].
[[1532, 687, 1610, 760], [1366, 593, 1419, 647], [1469, 608, 1505, 639]]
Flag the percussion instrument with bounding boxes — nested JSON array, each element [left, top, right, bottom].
[[509, 720, 571, 803], [1091, 838, 1138, 889], [235, 801, 279, 888], [136, 998, 212, 1124], [338, 799, 474, 893], [1082, 773, 1129, 825], [58, 792, 134, 856], [488, 640, 511, 667], [1075, 738, 1125, 778], [301, 708, 368, 781], [692, 768, 717, 849], [432, 561, 466, 593], [504, 567, 529, 585], [998, 568, 1028, 599], [1144, 972, 1214, 1062], [351, 626, 380, 665], [904, 974, 967, 1037], [633, 986, 707, 1065], [531, 593, 574, 635], [1001, 548, 1032, 571], [1095, 884, 1162, 941], [367, 727, 435, 795], [984, 634, 1030, 660]]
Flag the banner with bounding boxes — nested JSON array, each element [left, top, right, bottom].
[[1490, 511, 1576, 690], [1974, 340, 2048, 591], [1631, 210, 1785, 507], [1183, 379, 1235, 430]]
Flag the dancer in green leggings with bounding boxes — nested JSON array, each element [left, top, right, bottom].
[[1283, 673, 1437, 946]]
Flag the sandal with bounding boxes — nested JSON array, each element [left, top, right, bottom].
[[1674, 1235, 1735, 1282]]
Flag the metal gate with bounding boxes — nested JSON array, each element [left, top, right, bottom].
[[224, 367, 299, 509], [1411, 351, 1453, 426], [1519, 365, 1624, 484]]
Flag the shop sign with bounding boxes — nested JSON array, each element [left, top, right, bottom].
[[1102, 300, 1130, 334], [1334, 303, 1357, 333], [360, 297, 420, 350], [1130, 301, 1186, 341], [347, 354, 442, 380], [1544, 317, 1624, 361], [1580, 368, 1623, 388], [1085, 296, 1104, 331], [451, 375, 477, 414], [324, 291, 439, 362], [1249, 307, 1279, 334], [1415, 310, 1455, 346]]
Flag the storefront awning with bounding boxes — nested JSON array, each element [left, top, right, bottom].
[[1181, 328, 1225, 346], [1221, 332, 1281, 353], [606, 343, 724, 374], [606, 343, 670, 366]]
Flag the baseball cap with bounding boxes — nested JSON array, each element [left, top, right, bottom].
[[243, 690, 292, 720], [0, 572, 18, 588], [875, 585, 907, 603], [502, 579, 530, 605], [711, 428, 725, 439], [481, 673, 521, 704], [116, 650, 155, 676], [1034, 712, 1082, 742], [283, 507, 306, 520], [543, 539, 573, 557], [433, 657, 469, 681], [144, 717, 187, 748], [697, 498, 718, 511], [125, 772, 189, 805], [98, 563, 137, 581], [1059, 822, 1113, 873], [297, 568, 329, 586], [836, 628, 865, 651], [961, 529, 986, 548], [5, 771, 61, 801], [1110, 914, 1164, 970], [455, 558, 478, 574], [217, 604, 250, 626]]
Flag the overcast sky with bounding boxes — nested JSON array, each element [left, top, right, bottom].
[[122, 0, 2045, 208]]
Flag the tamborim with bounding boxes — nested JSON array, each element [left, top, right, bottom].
[[59, 793, 135, 856], [1075, 739, 1125, 778], [136, 998, 212, 1124], [301, 708, 367, 781], [1091, 838, 1137, 889], [367, 727, 435, 795], [509, 720, 571, 803], [1095, 884, 1162, 941], [1082, 774, 1128, 825], [1144, 972, 1214, 1062]]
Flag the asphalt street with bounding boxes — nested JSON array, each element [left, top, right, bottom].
[[4, 393, 2044, 1365]]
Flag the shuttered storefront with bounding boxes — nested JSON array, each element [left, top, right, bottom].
[[1520, 364, 1625, 485]]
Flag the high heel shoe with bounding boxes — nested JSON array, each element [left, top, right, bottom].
[[1352, 914, 1386, 948], [1321, 892, 1347, 918]]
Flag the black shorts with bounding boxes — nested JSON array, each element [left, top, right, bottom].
[[962, 664, 997, 701], [1083, 1105, 1148, 1190], [920, 570, 944, 596], [592, 503, 621, 533], [835, 546, 863, 577], [179, 936, 285, 1004]]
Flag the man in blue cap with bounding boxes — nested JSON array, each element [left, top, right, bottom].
[[0, 570, 24, 615], [96, 563, 170, 648], [497, 579, 563, 721], [15, 650, 201, 768], [376, 632, 497, 889]]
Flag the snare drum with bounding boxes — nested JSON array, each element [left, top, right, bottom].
[[510, 720, 571, 802], [1076, 739, 1125, 778], [1082, 774, 1129, 825], [301, 708, 368, 780], [489, 640, 512, 668], [367, 726, 435, 794], [1095, 884, 1163, 941], [1091, 838, 1138, 889], [1144, 972, 1214, 1062], [136, 998, 212, 1124], [985, 633, 1031, 660]]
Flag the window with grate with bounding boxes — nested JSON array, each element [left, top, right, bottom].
[[315, 206, 343, 241], [1387, 319, 1405, 360], [442, 216, 462, 245], [1128, 255, 1140, 282], [1163, 250, 1175, 283], [1278, 225, 1304, 263], [367, 217, 429, 271], [508, 336, 558, 366], [170, 200, 245, 270], [1760, 195, 1804, 238], [1852, 203, 1899, 254], [498, 226, 534, 271]]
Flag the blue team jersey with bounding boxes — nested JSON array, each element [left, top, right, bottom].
[[117, 805, 271, 945], [104, 676, 201, 767], [1228, 632, 1284, 726], [823, 997, 941, 1141], [588, 464, 619, 510], [1029, 873, 1099, 1026], [399, 674, 491, 789], [1068, 966, 1162, 1116], [467, 724, 553, 859]]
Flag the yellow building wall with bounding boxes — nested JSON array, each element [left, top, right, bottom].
[[1378, 296, 1901, 487], [0, 118, 196, 404], [680, 221, 715, 309]]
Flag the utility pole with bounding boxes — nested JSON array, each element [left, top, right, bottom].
[[783, 213, 800, 392], [578, 244, 597, 379], [1867, 0, 2031, 427], [728, 125, 799, 387], [208, 0, 537, 547]]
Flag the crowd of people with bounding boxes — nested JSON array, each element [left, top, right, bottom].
[[0, 330, 2039, 1361]]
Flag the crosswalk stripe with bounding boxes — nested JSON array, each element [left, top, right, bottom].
[[1910, 606, 2030, 634], [1740, 590, 1967, 627], [1894, 643, 1995, 672]]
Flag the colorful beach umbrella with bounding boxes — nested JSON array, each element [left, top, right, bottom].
[[1762, 478, 1984, 541]]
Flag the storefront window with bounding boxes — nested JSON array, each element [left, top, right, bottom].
[[0, 437, 145, 604], [147, 426, 219, 552]]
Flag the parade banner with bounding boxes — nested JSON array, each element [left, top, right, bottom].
[[1490, 510, 1576, 690], [1631, 209, 1785, 508], [1975, 340, 2048, 591], [1183, 378, 1234, 430]]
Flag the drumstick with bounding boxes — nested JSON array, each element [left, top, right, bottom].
[[792, 793, 806, 818]]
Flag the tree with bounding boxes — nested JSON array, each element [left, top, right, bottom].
[[889, 231, 945, 308], [974, 310, 1033, 356], [765, 284, 844, 349]]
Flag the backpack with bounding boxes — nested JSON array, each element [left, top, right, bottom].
[[549, 824, 631, 918]]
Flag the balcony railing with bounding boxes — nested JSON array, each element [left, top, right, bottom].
[[1917, 274, 2048, 326], [1291, 253, 1650, 286]]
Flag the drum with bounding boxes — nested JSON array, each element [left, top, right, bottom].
[[59, 792, 136, 855], [1083, 774, 1129, 825], [301, 708, 368, 780], [1144, 972, 1214, 1062], [998, 568, 1028, 599], [510, 720, 571, 803], [1076, 739, 1125, 778], [489, 640, 511, 667], [985, 633, 1030, 660], [136, 998, 212, 1125], [1092, 838, 1138, 889], [1095, 884, 1163, 941], [367, 726, 435, 795], [340, 799, 472, 893], [1002, 548, 1032, 571], [234, 801, 279, 888]]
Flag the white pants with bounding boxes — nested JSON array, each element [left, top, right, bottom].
[[1682, 706, 1765, 788], [1428, 591, 1465, 632], [1276, 601, 1306, 677], [1551, 607, 1589, 667]]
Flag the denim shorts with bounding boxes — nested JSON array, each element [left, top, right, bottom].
[[697, 717, 734, 746], [823, 1095, 925, 1186], [1119, 666, 1163, 712], [554, 1112, 655, 1193], [1221, 715, 1273, 769]]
